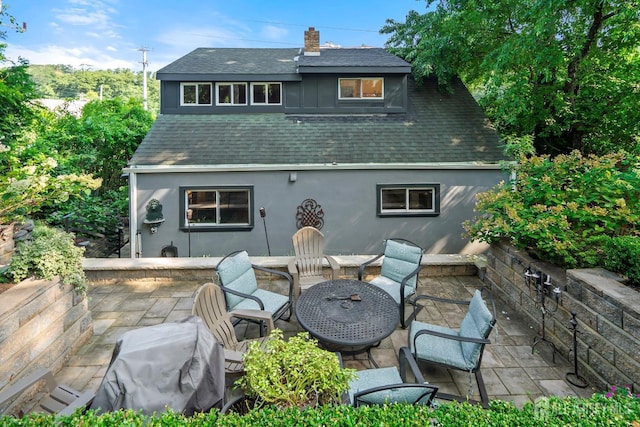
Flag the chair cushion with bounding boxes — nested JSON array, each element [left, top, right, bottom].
[[369, 276, 416, 304], [459, 290, 494, 365], [217, 251, 259, 310], [348, 367, 402, 405], [409, 321, 474, 371], [379, 240, 422, 289], [232, 288, 289, 315]]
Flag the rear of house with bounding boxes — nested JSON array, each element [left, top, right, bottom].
[[125, 28, 510, 258]]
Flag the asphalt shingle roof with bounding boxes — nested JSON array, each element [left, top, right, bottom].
[[157, 48, 301, 76], [297, 48, 411, 68], [130, 78, 509, 168], [156, 47, 411, 77]]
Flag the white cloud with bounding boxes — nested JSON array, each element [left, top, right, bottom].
[[55, 9, 110, 26], [155, 27, 248, 50], [5, 44, 137, 70], [260, 25, 288, 40]]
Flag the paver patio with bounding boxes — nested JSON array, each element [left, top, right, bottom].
[[54, 274, 595, 409]]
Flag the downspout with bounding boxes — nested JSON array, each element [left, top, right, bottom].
[[129, 171, 138, 258]]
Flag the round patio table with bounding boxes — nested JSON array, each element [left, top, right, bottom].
[[295, 279, 399, 367]]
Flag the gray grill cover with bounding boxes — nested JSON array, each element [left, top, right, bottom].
[[90, 316, 224, 415]]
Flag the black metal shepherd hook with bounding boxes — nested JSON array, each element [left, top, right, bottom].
[[524, 266, 560, 363], [566, 310, 588, 388], [260, 207, 271, 256]]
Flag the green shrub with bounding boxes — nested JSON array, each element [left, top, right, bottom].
[[8, 223, 87, 294], [1, 392, 639, 426], [45, 187, 128, 235], [464, 151, 640, 270], [604, 236, 640, 284], [235, 329, 357, 409]]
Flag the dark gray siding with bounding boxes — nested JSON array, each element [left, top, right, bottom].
[[160, 75, 407, 115]]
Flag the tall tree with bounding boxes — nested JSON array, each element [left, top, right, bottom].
[[382, 0, 640, 155], [0, 5, 37, 148]]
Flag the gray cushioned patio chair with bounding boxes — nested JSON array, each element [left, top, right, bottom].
[[409, 289, 497, 407], [0, 368, 94, 416], [358, 238, 424, 328], [215, 250, 293, 325], [288, 226, 339, 300], [347, 347, 438, 407]]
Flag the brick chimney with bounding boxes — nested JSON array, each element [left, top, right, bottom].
[[304, 27, 320, 56]]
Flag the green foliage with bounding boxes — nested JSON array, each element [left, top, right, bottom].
[[8, 223, 87, 293], [2, 392, 640, 426], [235, 329, 357, 409], [463, 151, 640, 269], [603, 236, 640, 284], [381, 1, 640, 155], [0, 44, 102, 226], [79, 99, 154, 192], [12, 97, 150, 234], [0, 143, 102, 224], [28, 65, 161, 114], [31, 98, 153, 196], [0, 58, 38, 145], [46, 187, 129, 234]]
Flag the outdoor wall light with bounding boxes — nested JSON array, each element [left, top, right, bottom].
[[143, 198, 165, 234]]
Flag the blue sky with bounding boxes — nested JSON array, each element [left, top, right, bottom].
[[1, 0, 427, 72]]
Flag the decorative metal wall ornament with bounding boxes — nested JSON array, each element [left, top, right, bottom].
[[296, 199, 324, 229]]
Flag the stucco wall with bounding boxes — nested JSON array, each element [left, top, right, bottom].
[[131, 168, 506, 258]]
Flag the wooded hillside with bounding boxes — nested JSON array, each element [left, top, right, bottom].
[[28, 64, 160, 114]]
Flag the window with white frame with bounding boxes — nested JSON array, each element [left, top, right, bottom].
[[216, 83, 248, 105], [339, 78, 384, 99], [182, 187, 253, 229], [181, 83, 212, 105], [377, 184, 440, 217], [251, 82, 282, 105]]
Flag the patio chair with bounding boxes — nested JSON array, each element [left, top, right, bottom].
[[409, 288, 497, 407], [288, 226, 339, 300], [347, 347, 438, 407], [0, 368, 95, 416], [192, 282, 273, 380], [215, 250, 293, 326], [358, 238, 424, 328]]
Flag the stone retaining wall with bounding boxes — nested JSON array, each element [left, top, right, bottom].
[[485, 240, 640, 393], [83, 254, 481, 285], [0, 278, 93, 393]]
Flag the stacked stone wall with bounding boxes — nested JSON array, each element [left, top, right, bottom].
[[0, 278, 92, 391], [485, 240, 640, 392]]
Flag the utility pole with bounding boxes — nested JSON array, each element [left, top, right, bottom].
[[138, 47, 149, 111]]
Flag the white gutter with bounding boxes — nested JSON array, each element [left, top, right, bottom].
[[123, 161, 513, 174]]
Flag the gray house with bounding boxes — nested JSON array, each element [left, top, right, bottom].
[[125, 27, 510, 258]]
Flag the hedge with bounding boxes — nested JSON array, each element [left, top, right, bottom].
[[1, 392, 639, 427]]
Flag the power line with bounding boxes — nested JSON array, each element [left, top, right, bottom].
[[244, 19, 379, 33], [187, 33, 300, 46]]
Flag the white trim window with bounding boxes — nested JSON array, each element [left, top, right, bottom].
[[377, 184, 440, 217], [339, 78, 384, 99], [181, 83, 212, 105], [216, 83, 248, 105], [183, 187, 253, 229], [251, 82, 282, 105]]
